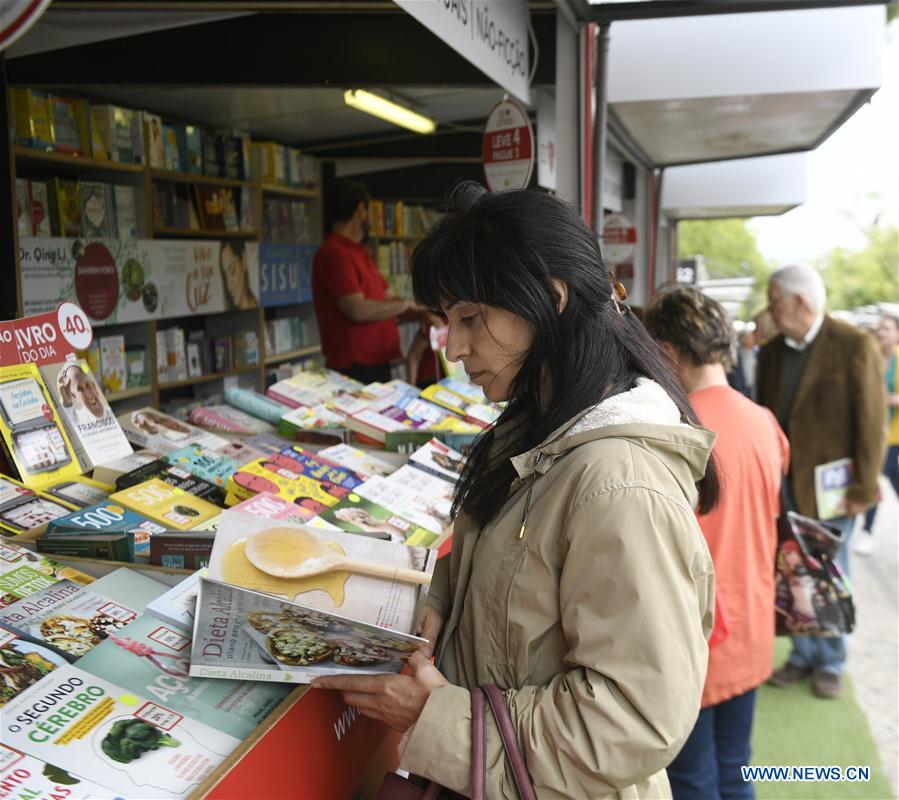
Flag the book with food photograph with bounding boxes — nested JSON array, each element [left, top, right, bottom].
[[190, 577, 427, 684]]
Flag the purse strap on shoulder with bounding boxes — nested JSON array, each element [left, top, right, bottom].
[[471, 687, 486, 800], [482, 684, 537, 800]]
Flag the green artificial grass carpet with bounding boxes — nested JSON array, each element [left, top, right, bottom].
[[751, 639, 895, 800]]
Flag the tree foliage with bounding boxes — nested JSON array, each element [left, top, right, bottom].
[[819, 224, 899, 312], [677, 218, 772, 318]]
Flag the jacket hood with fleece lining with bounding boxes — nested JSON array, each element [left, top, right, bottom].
[[509, 377, 716, 503]]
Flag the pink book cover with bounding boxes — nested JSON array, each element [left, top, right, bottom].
[[189, 406, 255, 434], [228, 490, 318, 522]]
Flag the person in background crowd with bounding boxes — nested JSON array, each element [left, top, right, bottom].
[[739, 329, 758, 398], [311, 179, 416, 384], [312, 185, 718, 799], [855, 313, 899, 555], [757, 264, 886, 699], [646, 286, 789, 800]]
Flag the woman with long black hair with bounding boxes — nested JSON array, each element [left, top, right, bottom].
[[314, 184, 718, 799]]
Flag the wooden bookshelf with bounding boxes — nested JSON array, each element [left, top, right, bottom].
[[260, 182, 320, 200], [153, 227, 259, 239], [263, 344, 322, 366], [150, 168, 252, 188], [158, 363, 260, 391], [104, 386, 153, 402], [14, 146, 145, 175]]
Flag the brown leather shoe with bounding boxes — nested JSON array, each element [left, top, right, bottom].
[[812, 670, 843, 699], [768, 662, 813, 687]]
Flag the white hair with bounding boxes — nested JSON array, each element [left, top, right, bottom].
[[769, 264, 826, 314]]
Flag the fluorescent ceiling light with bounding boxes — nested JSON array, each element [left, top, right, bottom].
[[343, 90, 437, 134]]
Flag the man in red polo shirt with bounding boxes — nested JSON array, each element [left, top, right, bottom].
[[312, 180, 414, 383]]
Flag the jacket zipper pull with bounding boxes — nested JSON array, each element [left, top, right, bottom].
[[518, 454, 542, 540]]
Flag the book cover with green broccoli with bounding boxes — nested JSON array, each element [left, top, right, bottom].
[[2, 664, 239, 798], [0, 747, 125, 799]]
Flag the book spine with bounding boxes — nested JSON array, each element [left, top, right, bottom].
[[224, 388, 286, 424]]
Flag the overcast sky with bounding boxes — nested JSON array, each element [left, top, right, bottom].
[[749, 20, 898, 266]]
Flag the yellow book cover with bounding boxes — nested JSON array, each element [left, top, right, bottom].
[[72, 98, 93, 159], [224, 456, 350, 512], [420, 384, 467, 417], [109, 478, 220, 531], [11, 89, 53, 150], [0, 364, 82, 491], [250, 141, 277, 183]]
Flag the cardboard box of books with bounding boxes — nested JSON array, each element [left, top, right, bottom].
[[109, 479, 221, 531], [0, 475, 78, 539], [117, 408, 228, 454], [0, 364, 81, 490], [40, 360, 133, 472], [2, 663, 241, 799]]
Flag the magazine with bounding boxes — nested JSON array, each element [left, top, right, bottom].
[[190, 578, 427, 684], [813, 457, 854, 521], [207, 511, 434, 626], [317, 444, 401, 479], [316, 492, 439, 547], [357, 468, 453, 534], [41, 360, 133, 472], [408, 438, 466, 483], [2, 663, 240, 799]]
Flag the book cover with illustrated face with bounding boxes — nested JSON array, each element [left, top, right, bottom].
[[0, 365, 80, 490]]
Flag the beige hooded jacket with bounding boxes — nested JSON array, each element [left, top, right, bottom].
[[401, 379, 716, 799]]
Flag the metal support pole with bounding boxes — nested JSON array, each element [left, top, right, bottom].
[[591, 23, 611, 238]]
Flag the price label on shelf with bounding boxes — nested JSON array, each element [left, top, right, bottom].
[[0, 303, 93, 369]]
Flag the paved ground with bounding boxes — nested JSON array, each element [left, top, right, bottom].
[[847, 476, 898, 795]]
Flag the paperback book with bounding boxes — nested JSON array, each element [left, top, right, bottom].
[[356, 468, 453, 535], [109, 479, 221, 531], [2, 663, 240, 799], [164, 444, 240, 488], [224, 457, 350, 513], [117, 408, 228, 454], [40, 360, 133, 472], [187, 404, 275, 435], [91, 449, 162, 488], [407, 438, 466, 483], [0, 364, 80, 491], [316, 491, 439, 547], [149, 530, 216, 570], [317, 444, 401, 479], [77, 613, 291, 738], [44, 501, 167, 561], [0, 475, 77, 538], [113, 460, 227, 506], [0, 540, 93, 609], [0, 746, 123, 799], [43, 476, 112, 509]]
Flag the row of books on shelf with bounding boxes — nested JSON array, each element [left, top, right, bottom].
[[155, 327, 259, 384], [11, 88, 320, 189], [263, 317, 317, 357], [369, 200, 440, 238], [79, 336, 148, 395], [15, 177, 139, 239], [263, 196, 312, 243], [154, 182, 254, 233], [375, 239, 415, 276]]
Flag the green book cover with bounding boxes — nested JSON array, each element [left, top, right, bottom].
[[77, 613, 290, 738]]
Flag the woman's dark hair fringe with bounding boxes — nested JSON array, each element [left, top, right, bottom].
[[412, 182, 720, 527]]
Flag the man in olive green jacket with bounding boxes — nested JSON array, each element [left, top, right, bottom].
[[402, 379, 716, 799], [757, 264, 886, 699]]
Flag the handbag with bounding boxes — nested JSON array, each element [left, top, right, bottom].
[[378, 684, 537, 800], [774, 510, 855, 637]]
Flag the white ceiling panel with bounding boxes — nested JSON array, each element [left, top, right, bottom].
[[613, 89, 860, 165]]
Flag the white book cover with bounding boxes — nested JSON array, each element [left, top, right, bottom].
[[146, 570, 204, 633], [91, 449, 160, 488], [356, 470, 453, 534], [113, 184, 138, 238], [28, 181, 52, 236], [408, 438, 466, 483], [116, 408, 227, 455], [2, 662, 239, 799], [40, 360, 133, 472], [317, 444, 400, 479]]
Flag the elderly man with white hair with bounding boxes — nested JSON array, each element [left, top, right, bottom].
[[757, 264, 886, 699]]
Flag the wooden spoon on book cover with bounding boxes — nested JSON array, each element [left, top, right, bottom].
[[244, 526, 432, 586]]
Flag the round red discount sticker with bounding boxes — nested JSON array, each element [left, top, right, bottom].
[[74, 243, 119, 320], [56, 301, 93, 351], [483, 97, 534, 193]]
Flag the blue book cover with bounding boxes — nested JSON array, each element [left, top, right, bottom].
[[276, 446, 364, 489], [165, 445, 239, 488], [45, 502, 166, 561]]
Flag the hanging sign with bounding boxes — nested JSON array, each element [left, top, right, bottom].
[[0, 0, 52, 52], [603, 213, 637, 283], [483, 97, 535, 193], [0, 303, 93, 368], [393, 0, 530, 104]]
